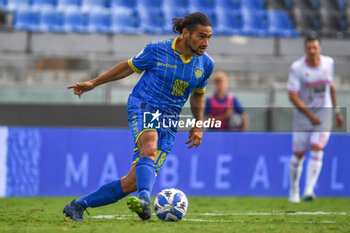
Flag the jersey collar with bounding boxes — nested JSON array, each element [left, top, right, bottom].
[[172, 37, 194, 64], [215, 94, 229, 103], [305, 55, 322, 68]]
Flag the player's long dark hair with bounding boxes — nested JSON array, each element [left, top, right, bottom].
[[172, 12, 212, 34]]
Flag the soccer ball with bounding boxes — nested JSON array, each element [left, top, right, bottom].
[[154, 188, 189, 221]]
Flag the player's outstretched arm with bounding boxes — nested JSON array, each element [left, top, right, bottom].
[[67, 61, 134, 98], [289, 93, 321, 125], [186, 91, 205, 149]]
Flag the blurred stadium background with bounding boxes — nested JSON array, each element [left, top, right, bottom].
[[0, 0, 349, 202]]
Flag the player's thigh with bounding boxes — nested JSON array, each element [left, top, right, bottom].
[[310, 131, 331, 150], [293, 131, 310, 154], [127, 107, 158, 160]]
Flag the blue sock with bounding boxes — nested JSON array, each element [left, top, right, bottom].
[[75, 180, 126, 208], [136, 157, 155, 202]]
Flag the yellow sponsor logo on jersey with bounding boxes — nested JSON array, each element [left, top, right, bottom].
[[172, 79, 189, 96], [157, 62, 177, 69]]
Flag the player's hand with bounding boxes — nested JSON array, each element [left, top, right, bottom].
[[186, 127, 203, 149], [309, 114, 321, 125], [67, 81, 95, 99], [224, 108, 234, 120], [335, 112, 343, 127]]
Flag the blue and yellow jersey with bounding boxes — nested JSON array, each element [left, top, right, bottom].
[[128, 37, 215, 115]]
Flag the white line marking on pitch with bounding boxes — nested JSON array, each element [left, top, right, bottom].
[[185, 219, 336, 224], [92, 215, 337, 223], [199, 211, 348, 216], [184, 219, 242, 223]]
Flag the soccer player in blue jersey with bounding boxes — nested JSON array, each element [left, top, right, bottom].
[[63, 12, 214, 221]]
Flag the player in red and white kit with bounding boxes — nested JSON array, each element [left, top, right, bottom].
[[287, 35, 343, 203]]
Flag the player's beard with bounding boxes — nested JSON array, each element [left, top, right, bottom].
[[185, 39, 203, 56], [307, 54, 320, 65]]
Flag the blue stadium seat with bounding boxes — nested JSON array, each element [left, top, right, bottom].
[[138, 7, 164, 34], [163, 0, 188, 9], [320, 0, 345, 11], [14, 7, 39, 31], [108, 0, 136, 8], [241, 9, 271, 37], [241, 0, 265, 10], [110, 7, 139, 34], [188, 0, 215, 9], [0, 0, 6, 10], [137, 0, 162, 8], [267, 10, 300, 37], [38, 7, 64, 32], [320, 10, 347, 38], [32, 0, 56, 9], [337, 0, 346, 10], [4, 0, 30, 12], [216, 8, 242, 35], [57, 0, 80, 10], [163, 7, 188, 33], [62, 7, 87, 33], [81, 0, 106, 11], [87, 9, 111, 33], [216, 0, 241, 10], [285, 0, 292, 9], [292, 9, 320, 35]]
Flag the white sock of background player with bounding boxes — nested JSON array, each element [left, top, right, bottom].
[[289, 154, 305, 193], [304, 150, 324, 196]]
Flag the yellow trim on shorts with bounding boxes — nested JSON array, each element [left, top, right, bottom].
[[128, 58, 143, 74], [194, 87, 206, 93], [135, 128, 157, 145]]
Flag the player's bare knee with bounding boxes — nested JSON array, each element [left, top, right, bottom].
[[294, 152, 305, 158], [311, 145, 323, 151], [139, 142, 157, 160]]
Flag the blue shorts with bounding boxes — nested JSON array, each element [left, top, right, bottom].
[[127, 94, 177, 173]]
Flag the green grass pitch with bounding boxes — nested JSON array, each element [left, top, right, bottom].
[[1, 197, 350, 233]]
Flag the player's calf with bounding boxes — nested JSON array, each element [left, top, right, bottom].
[[304, 150, 324, 199], [289, 154, 304, 203]]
